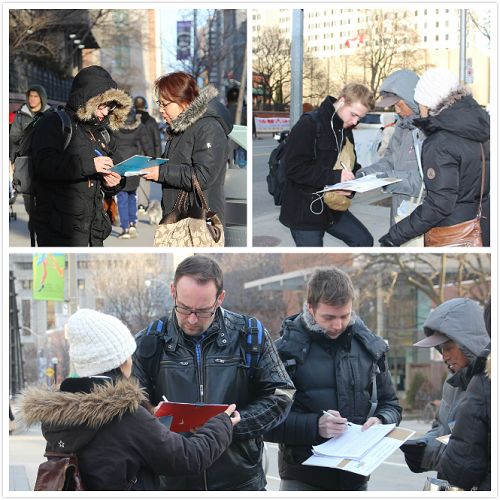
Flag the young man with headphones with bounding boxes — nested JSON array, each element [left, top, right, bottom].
[[279, 83, 374, 247]]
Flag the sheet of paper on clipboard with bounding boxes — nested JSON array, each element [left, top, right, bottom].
[[154, 401, 229, 432], [317, 174, 401, 194], [110, 155, 167, 176]]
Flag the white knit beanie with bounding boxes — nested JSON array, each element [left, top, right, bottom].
[[67, 309, 137, 377], [414, 68, 460, 110]]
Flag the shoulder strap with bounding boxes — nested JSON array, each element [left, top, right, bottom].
[[55, 109, 73, 150], [478, 143, 486, 218], [305, 110, 322, 160], [242, 316, 265, 377]]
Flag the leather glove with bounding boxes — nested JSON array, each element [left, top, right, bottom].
[[400, 440, 427, 473], [379, 234, 399, 247]]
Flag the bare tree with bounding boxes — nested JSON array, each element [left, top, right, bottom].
[[354, 10, 425, 95], [253, 26, 292, 107], [9, 9, 110, 77], [302, 49, 330, 106], [89, 256, 171, 334]]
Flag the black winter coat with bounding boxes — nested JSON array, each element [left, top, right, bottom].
[[114, 114, 154, 192], [158, 85, 232, 225], [138, 111, 162, 157], [386, 89, 490, 246], [437, 354, 491, 490], [279, 96, 361, 230], [19, 376, 233, 491], [31, 65, 131, 247], [132, 308, 294, 491], [266, 312, 402, 490]]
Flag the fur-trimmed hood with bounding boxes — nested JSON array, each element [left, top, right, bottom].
[[66, 65, 131, 131], [169, 85, 232, 135], [413, 86, 490, 143], [19, 376, 146, 430]]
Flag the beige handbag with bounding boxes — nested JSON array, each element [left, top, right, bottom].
[[153, 173, 224, 247], [324, 139, 355, 211]]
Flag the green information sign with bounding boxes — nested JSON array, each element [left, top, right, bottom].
[[33, 254, 65, 301]]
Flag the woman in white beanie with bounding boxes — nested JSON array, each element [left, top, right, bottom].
[[19, 309, 240, 490], [379, 67, 490, 247]]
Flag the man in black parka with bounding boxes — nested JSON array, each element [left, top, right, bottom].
[[265, 267, 402, 491], [31, 65, 131, 246], [279, 83, 374, 247]]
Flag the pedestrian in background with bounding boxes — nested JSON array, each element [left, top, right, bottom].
[[141, 72, 233, 229], [400, 298, 490, 478], [437, 300, 491, 490], [379, 68, 490, 247], [279, 83, 375, 247], [133, 96, 161, 214], [19, 308, 239, 490], [266, 267, 402, 490], [114, 107, 154, 239], [358, 70, 424, 230], [9, 84, 52, 233], [132, 255, 293, 490], [31, 65, 129, 246]]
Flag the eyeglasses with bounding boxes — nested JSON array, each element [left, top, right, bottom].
[[174, 295, 218, 319], [156, 99, 174, 109], [97, 102, 117, 111]]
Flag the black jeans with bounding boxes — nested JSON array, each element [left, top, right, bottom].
[[290, 210, 374, 247]]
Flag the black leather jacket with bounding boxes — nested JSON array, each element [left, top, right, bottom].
[[132, 308, 294, 491], [265, 313, 402, 490]]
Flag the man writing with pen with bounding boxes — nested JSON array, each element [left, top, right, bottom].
[[265, 266, 402, 491], [279, 83, 375, 247]]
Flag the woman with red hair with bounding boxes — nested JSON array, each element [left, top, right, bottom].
[[142, 72, 232, 232]]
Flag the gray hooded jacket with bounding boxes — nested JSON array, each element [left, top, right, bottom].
[[359, 70, 424, 224], [418, 298, 489, 472]]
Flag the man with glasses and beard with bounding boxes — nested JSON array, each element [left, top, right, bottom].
[[265, 267, 402, 491], [132, 255, 294, 491]]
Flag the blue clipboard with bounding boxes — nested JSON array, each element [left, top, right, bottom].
[[110, 155, 167, 176]]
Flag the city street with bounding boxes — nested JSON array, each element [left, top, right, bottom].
[[252, 134, 393, 247], [9, 418, 434, 491]]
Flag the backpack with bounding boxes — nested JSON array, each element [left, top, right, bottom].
[[266, 110, 322, 206], [34, 451, 85, 491], [140, 313, 266, 387], [12, 108, 72, 195]]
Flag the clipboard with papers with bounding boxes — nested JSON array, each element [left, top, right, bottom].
[[316, 173, 401, 194], [302, 424, 416, 476], [110, 155, 167, 176], [154, 401, 229, 433]]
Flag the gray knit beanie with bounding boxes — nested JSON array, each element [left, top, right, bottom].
[[67, 309, 136, 377]]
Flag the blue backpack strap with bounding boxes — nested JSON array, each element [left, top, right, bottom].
[[244, 316, 265, 377]]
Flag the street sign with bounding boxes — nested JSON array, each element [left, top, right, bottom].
[[45, 367, 55, 377]]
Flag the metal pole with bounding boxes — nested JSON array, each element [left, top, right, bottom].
[[193, 9, 198, 77], [236, 46, 246, 126], [290, 9, 304, 128], [459, 9, 467, 83]]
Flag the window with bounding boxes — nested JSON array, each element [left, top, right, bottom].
[[78, 279, 85, 290], [18, 262, 32, 270], [21, 279, 32, 290], [77, 260, 89, 269], [424, 35, 427, 42], [22, 300, 31, 330], [436, 35, 439, 41], [436, 21, 439, 27]]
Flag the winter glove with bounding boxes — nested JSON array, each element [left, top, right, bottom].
[[355, 169, 366, 179], [400, 439, 427, 473], [379, 234, 399, 247]]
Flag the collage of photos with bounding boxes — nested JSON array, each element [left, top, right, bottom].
[[6, 5, 494, 496]]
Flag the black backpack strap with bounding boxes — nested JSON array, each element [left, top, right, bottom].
[[55, 109, 73, 150], [242, 316, 265, 378], [137, 317, 169, 387], [304, 110, 322, 160]]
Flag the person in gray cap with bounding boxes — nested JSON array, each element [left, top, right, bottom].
[[357, 70, 424, 231], [400, 297, 490, 477]]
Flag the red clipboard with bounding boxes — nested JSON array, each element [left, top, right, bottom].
[[154, 402, 229, 432]]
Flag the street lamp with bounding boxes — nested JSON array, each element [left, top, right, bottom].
[[51, 357, 59, 385]]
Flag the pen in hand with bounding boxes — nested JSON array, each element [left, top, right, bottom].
[[94, 149, 103, 157], [162, 395, 169, 403], [322, 410, 352, 426]]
